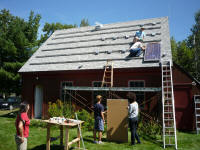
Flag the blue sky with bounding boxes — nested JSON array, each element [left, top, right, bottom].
[[0, 0, 199, 41]]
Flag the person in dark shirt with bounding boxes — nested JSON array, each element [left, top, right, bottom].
[[93, 95, 105, 144]]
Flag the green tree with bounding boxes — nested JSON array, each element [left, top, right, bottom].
[[171, 10, 200, 79], [39, 22, 77, 44], [187, 10, 200, 79], [171, 37, 178, 62], [171, 37, 195, 76], [39, 19, 90, 44], [0, 9, 41, 95], [80, 18, 89, 27], [177, 41, 195, 74]]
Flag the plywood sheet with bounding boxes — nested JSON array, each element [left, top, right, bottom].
[[107, 99, 128, 142]]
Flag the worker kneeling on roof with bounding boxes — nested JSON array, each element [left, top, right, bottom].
[[128, 41, 146, 57], [128, 26, 146, 57]]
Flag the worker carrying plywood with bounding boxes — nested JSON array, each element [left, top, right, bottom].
[[93, 95, 105, 144]]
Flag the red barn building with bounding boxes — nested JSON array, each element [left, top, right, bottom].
[[19, 17, 200, 131]]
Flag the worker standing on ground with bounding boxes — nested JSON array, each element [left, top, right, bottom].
[[93, 95, 105, 144], [127, 92, 141, 145]]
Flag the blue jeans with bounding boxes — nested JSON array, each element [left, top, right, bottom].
[[129, 117, 141, 144], [129, 48, 142, 57]]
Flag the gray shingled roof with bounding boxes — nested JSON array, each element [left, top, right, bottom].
[[19, 17, 172, 72]]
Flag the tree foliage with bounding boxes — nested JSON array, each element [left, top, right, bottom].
[[171, 38, 196, 77], [39, 22, 77, 44], [0, 9, 41, 95], [0, 9, 90, 95], [80, 18, 90, 27], [39, 19, 89, 44], [171, 9, 200, 80], [190, 10, 200, 79]]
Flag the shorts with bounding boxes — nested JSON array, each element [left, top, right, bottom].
[[94, 117, 104, 131], [15, 135, 27, 150]]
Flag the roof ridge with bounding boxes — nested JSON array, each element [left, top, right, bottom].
[[54, 16, 168, 33]]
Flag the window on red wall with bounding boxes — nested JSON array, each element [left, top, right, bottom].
[[60, 81, 73, 102], [129, 80, 145, 108]]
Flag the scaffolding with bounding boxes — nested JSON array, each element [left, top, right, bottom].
[[62, 61, 177, 149]]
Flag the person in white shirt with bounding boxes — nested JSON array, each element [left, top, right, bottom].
[[127, 92, 141, 145], [129, 41, 146, 57]]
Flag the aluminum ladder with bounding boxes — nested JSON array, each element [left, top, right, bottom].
[[161, 61, 177, 149], [101, 60, 113, 88], [194, 95, 200, 134]]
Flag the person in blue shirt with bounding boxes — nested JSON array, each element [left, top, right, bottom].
[[93, 95, 105, 144], [133, 27, 145, 43]]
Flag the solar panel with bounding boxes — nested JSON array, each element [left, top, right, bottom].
[[144, 43, 161, 62]]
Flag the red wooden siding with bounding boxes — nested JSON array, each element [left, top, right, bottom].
[[21, 66, 200, 130]]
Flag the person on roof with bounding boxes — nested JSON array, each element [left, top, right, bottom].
[[133, 27, 145, 43], [128, 41, 146, 57]]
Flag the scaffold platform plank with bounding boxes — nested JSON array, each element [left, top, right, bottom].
[[63, 86, 161, 92]]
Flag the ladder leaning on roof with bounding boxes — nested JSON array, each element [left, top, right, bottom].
[[194, 95, 200, 134], [101, 60, 113, 88], [101, 60, 113, 99], [161, 61, 177, 149]]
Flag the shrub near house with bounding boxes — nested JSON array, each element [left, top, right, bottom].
[[48, 100, 94, 131]]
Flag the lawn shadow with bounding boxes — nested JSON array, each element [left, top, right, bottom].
[[29, 144, 65, 150], [83, 135, 107, 143], [83, 135, 95, 143], [178, 130, 196, 134], [0, 109, 18, 118], [30, 144, 83, 150], [140, 135, 163, 147]]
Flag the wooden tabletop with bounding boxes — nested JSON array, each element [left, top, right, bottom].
[[42, 119, 84, 127]]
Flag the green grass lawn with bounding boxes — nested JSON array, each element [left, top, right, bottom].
[[0, 109, 200, 150]]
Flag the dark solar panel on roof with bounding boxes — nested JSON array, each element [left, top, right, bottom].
[[144, 43, 161, 62]]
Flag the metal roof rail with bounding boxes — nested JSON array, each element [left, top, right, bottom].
[[125, 35, 129, 39], [106, 50, 112, 54], [95, 50, 99, 55]]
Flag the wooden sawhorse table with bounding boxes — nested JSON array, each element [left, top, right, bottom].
[[43, 120, 84, 150]]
